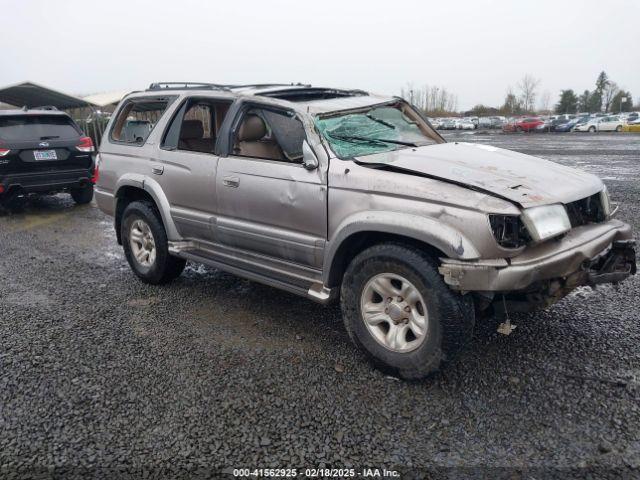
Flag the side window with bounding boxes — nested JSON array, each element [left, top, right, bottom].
[[110, 98, 172, 145], [232, 107, 306, 163], [161, 98, 231, 154]]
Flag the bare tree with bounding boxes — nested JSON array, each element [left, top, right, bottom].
[[400, 83, 458, 114], [539, 90, 551, 113], [517, 74, 541, 112], [602, 81, 620, 113]]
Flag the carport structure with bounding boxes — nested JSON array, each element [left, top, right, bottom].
[[0, 81, 95, 110], [0, 81, 112, 145]]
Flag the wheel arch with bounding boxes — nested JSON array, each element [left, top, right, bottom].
[[323, 212, 481, 288], [114, 177, 181, 245]]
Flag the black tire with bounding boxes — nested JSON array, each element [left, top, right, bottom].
[[615, 125, 622, 132], [121, 200, 186, 284], [340, 243, 475, 380], [70, 184, 94, 204], [589, 126, 596, 133]]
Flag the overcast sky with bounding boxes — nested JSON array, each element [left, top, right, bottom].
[[2, 0, 638, 110]]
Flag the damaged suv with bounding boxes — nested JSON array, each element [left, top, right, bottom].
[[95, 83, 636, 379]]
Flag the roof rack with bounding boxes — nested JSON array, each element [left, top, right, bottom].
[[147, 82, 231, 92], [228, 83, 311, 89]]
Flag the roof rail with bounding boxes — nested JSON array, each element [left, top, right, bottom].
[[228, 83, 311, 89], [147, 82, 231, 92]]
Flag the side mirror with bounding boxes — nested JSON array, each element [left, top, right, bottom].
[[302, 140, 319, 170]]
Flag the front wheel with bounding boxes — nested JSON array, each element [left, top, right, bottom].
[[121, 201, 186, 284], [589, 126, 596, 133], [340, 243, 475, 379], [70, 184, 94, 204]]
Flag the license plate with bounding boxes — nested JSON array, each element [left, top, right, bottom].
[[34, 150, 57, 161]]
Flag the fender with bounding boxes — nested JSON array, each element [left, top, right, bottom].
[[114, 174, 183, 242], [323, 210, 481, 285]]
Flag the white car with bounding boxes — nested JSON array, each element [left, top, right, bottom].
[[574, 115, 624, 133], [456, 118, 476, 130]]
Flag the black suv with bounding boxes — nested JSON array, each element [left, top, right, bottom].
[[0, 108, 96, 208]]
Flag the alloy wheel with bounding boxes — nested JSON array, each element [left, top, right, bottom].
[[129, 219, 156, 267], [360, 273, 429, 353]]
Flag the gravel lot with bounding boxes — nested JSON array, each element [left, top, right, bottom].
[[1, 132, 639, 478]]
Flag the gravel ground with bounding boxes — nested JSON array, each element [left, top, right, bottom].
[[1, 132, 639, 478]]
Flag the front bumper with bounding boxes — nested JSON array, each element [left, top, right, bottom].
[[439, 219, 635, 292]]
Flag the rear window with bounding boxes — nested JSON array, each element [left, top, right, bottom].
[[0, 115, 80, 142], [110, 97, 174, 145]]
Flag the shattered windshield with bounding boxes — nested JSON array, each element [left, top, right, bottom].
[[315, 103, 440, 159]]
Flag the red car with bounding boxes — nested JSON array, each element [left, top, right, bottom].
[[502, 117, 544, 132]]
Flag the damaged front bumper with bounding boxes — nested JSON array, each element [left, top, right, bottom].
[[439, 219, 636, 293]]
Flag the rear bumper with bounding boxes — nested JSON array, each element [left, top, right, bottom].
[[0, 169, 92, 195], [439, 219, 635, 292]]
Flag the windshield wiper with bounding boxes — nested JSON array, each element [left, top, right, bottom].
[[365, 114, 396, 129], [327, 133, 417, 147], [40, 135, 60, 140]]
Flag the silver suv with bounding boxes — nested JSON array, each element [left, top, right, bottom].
[[96, 82, 635, 379]]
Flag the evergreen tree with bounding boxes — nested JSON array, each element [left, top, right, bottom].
[[555, 90, 578, 114]]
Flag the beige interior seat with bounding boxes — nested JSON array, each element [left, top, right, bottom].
[[178, 120, 213, 153], [234, 114, 284, 160]]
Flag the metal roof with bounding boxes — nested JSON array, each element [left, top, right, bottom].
[[82, 90, 129, 107], [0, 81, 97, 109]]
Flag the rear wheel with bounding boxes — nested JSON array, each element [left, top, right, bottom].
[[70, 184, 94, 204], [121, 201, 186, 284], [616, 125, 622, 132], [340, 243, 475, 379]]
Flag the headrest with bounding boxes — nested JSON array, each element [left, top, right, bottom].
[[237, 114, 266, 142], [180, 120, 204, 140]]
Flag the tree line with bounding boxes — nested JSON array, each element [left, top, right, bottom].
[[555, 71, 634, 115], [403, 71, 634, 116]]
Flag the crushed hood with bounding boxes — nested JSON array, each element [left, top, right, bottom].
[[356, 142, 603, 208]]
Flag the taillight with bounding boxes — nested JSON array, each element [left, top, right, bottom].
[[76, 136, 95, 153], [0, 149, 9, 156], [91, 154, 100, 184]]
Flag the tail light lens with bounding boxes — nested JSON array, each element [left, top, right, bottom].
[[0, 149, 10, 157], [91, 153, 101, 184], [76, 136, 95, 153]]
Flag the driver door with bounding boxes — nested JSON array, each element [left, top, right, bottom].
[[215, 106, 327, 269]]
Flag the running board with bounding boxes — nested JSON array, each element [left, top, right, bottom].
[[169, 242, 336, 304]]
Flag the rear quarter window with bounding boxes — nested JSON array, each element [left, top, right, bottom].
[[0, 115, 81, 142], [110, 97, 175, 145]]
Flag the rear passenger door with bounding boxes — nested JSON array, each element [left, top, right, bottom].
[[154, 97, 232, 240], [215, 104, 327, 269]]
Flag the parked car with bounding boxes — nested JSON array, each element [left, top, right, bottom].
[[623, 112, 639, 124], [0, 108, 96, 208], [554, 116, 587, 132], [96, 82, 636, 379], [477, 117, 493, 129], [440, 119, 457, 130], [457, 119, 476, 130], [504, 117, 544, 133], [575, 115, 624, 132]]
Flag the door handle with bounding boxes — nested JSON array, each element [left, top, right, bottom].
[[151, 164, 164, 175], [223, 176, 240, 188]]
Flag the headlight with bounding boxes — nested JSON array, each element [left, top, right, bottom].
[[521, 204, 571, 242], [488, 215, 530, 248], [600, 186, 612, 218]]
